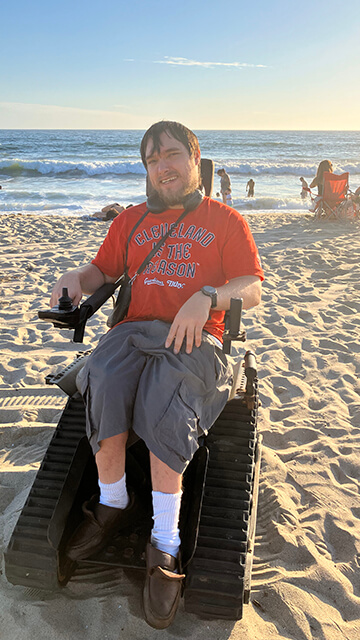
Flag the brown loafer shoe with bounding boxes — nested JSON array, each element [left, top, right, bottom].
[[143, 543, 185, 629], [66, 492, 136, 561]]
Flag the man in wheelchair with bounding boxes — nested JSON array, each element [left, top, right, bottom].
[[50, 120, 264, 629]]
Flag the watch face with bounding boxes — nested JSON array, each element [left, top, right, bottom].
[[201, 286, 217, 308], [202, 286, 216, 295]]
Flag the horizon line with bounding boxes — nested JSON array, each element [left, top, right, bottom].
[[1, 128, 359, 132]]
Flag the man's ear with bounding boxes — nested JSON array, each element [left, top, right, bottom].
[[193, 147, 201, 167]]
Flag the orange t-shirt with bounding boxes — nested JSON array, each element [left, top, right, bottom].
[[92, 197, 264, 342]]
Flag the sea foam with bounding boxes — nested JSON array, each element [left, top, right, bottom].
[[0, 159, 146, 177], [220, 161, 360, 177]]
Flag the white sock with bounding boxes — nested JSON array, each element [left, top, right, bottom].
[[98, 473, 129, 509], [151, 490, 182, 558]]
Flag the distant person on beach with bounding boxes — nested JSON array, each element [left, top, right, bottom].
[[300, 177, 310, 199], [309, 160, 333, 215], [350, 186, 360, 215], [87, 203, 125, 221], [85, 203, 135, 221], [351, 186, 360, 203], [217, 168, 231, 204], [246, 178, 255, 197], [309, 160, 333, 196], [50, 120, 263, 629], [225, 189, 233, 206]]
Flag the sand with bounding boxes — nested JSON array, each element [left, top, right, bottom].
[[0, 212, 359, 640]]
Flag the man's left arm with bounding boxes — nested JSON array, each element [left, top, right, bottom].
[[165, 275, 262, 355]]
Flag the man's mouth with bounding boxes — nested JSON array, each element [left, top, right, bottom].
[[160, 176, 178, 185]]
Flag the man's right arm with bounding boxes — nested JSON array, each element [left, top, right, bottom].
[[50, 263, 116, 307]]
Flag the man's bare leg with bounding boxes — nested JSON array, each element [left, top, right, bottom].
[[149, 452, 182, 558], [94, 441, 183, 556], [65, 431, 132, 560], [150, 452, 182, 494], [95, 432, 129, 508], [95, 432, 128, 483]]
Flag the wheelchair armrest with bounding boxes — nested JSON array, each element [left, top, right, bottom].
[[73, 282, 119, 342], [78, 282, 118, 317], [222, 298, 246, 354]]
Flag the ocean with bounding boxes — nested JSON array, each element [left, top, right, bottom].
[[1, 129, 359, 218]]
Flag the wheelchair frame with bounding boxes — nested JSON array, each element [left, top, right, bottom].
[[5, 285, 262, 620]]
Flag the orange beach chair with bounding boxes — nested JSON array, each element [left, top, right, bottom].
[[311, 171, 356, 220], [322, 171, 348, 219]]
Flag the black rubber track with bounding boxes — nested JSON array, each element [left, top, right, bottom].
[[5, 381, 260, 620], [4, 395, 88, 589], [184, 382, 259, 620]]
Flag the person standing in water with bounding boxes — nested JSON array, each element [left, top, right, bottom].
[[300, 177, 310, 199], [246, 178, 255, 197], [217, 168, 231, 204]]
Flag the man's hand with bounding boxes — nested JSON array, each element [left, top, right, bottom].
[[165, 276, 261, 355], [50, 264, 110, 308], [50, 272, 83, 308], [165, 291, 211, 354]]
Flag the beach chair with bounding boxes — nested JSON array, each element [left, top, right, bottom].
[[4, 160, 262, 622], [311, 171, 353, 220]]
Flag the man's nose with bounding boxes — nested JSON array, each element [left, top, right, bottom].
[[157, 156, 171, 173]]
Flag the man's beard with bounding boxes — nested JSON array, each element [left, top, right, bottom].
[[157, 172, 200, 207]]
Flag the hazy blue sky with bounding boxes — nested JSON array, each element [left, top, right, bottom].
[[1, 0, 359, 129]]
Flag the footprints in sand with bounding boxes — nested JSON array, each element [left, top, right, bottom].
[[0, 214, 359, 638], [252, 442, 360, 631], [246, 218, 360, 636], [0, 217, 111, 562], [0, 387, 66, 425]]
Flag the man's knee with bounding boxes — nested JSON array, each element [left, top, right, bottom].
[[98, 432, 128, 453]]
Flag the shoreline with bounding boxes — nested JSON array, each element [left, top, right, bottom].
[[0, 205, 312, 219], [1, 212, 360, 640]]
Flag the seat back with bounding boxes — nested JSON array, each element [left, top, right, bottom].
[[322, 171, 349, 209], [199, 158, 214, 197]]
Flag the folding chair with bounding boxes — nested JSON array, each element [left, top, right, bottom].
[[318, 171, 349, 220]]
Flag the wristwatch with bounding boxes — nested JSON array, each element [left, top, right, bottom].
[[200, 285, 218, 308]]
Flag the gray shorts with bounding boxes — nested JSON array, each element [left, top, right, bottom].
[[78, 320, 233, 474]]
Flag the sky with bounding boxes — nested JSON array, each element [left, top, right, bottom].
[[1, 0, 359, 130]]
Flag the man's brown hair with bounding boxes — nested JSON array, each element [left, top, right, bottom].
[[140, 120, 200, 168]]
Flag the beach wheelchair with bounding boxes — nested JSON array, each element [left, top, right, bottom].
[[4, 162, 262, 621]]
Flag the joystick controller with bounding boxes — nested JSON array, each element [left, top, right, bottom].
[[38, 287, 80, 329], [58, 288, 74, 312], [37, 280, 119, 342]]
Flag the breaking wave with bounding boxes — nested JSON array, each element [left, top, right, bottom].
[[233, 196, 309, 211], [0, 159, 146, 178], [2, 158, 360, 180], [221, 161, 360, 177]]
